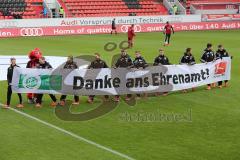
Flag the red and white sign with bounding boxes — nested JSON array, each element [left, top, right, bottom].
[[0, 15, 201, 29], [202, 14, 240, 21], [1, 21, 240, 38], [215, 61, 227, 75]]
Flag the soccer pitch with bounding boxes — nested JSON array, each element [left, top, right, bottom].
[[0, 30, 240, 160]]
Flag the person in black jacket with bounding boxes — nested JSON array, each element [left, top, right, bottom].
[[133, 51, 148, 69], [35, 57, 57, 108], [3, 58, 23, 109], [87, 53, 109, 103], [110, 18, 117, 34], [132, 51, 148, 98], [200, 43, 215, 90], [216, 44, 231, 88], [114, 50, 133, 102], [153, 49, 170, 96], [153, 48, 170, 66], [180, 48, 196, 65], [180, 48, 196, 93], [60, 56, 80, 106]]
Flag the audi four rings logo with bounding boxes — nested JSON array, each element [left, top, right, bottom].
[[20, 28, 44, 36], [0, 21, 18, 28], [167, 16, 183, 22], [121, 25, 142, 33]]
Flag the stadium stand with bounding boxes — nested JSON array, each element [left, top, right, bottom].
[[61, 0, 168, 17], [0, 0, 43, 19]]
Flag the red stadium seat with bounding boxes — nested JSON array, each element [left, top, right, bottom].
[[62, 0, 168, 17]]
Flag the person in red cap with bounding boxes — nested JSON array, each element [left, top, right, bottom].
[[26, 48, 42, 104], [128, 24, 136, 48]]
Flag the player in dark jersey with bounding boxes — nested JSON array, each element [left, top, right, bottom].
[[128, 24, 135, 48], [60, 56, 80, 106], [87, 53, 109, 103], [216, 44, 231, 88], [111, 18, 117, 34], [132, 51, 148, 99], [180, 48, 196, 93], [153, 49, 170, 96], [3, 57, 23, 109], [200, 43, 216, 90], [35, 57, 57, 108], [180, 48, 196, 65], [163, 21, 174, 46], [114, 50, 133, 102], [153, 48, 170, 66]]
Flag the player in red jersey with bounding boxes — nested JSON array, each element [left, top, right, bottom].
[[128, 24, 135, 48], [163, 21, 174, 46]]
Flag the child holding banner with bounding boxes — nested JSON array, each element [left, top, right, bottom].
[[132, 51, 148, 99], [3, 58, 23, 109], [200, 43, 216, 90], [87, 53, 109, 103], [60, 56, 80, 106], [216, 45, 231, 88]]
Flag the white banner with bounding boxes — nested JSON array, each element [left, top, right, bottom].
[[11, 58, 231, 95], [0, 15, 201, 29]]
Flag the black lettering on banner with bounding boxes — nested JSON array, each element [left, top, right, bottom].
[[185, 74, 190, 83], [135, 78, 143, 87], [166, 75, 172, 84], [104, 75, 112, 88], [73, 76, 84, 89], [152, 73, 159, 86], [159, 73, 166, 85], [73, 68, 212, 91], [191, 73, 201, 82], [95, 79, 103, 89], [144, 77, 150, 87], [113, 78, 120, 88], [126, 78, 134, 88], [178, 74, 184, 84], [172, 75, 178, 84], [86, 79, 93, 89]]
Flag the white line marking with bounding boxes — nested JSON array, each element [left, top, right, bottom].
[[0, 103, 135, 160]]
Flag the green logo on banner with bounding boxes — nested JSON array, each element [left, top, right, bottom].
[[18, 74, 62, 90], [25, 77, 39, 89]]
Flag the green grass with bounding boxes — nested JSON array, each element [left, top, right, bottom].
[[0, 30, 240, 160]]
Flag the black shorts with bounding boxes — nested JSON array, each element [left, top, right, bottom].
[[112, 27, 116, 30]]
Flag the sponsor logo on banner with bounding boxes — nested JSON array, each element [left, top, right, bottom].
[[18, 74, 62, 90], [167, 16, 183, 22], [22, 76, 41, 89], [215, 61, 227, 75], [20, 28, 44, 36], [120, 24, 141, 32], [0, 21, 18, 28]]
